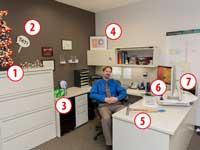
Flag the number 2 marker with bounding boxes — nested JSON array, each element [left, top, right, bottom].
[[24, 19, 41, 36]]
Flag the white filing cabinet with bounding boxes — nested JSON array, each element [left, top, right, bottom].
[[0, 69, 56, 150], [75, 94, 88, 128], [87, 50, 116, 66]]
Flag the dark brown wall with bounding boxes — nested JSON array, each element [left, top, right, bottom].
[[1, 0, 95, 87]]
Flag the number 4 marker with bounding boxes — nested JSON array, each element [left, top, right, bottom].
[[105, 23, 122, 40]]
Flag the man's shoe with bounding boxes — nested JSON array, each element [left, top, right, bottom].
[[106, 145, 112, 150]]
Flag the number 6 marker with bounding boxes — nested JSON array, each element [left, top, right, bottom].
[[150, 79, 167, 96], [55, 97, 72, 114], [180, 73, 197, 90]]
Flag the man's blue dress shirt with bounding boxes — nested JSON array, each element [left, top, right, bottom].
[[89, 79, 127, 103]]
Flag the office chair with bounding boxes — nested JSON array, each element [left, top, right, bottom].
[[92, 99, 103, 140]]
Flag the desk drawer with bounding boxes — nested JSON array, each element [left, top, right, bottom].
[[76, 111, 88, 128], [76, 104, 88, 114], [1, 108, 55, 139], [75, 94, 88, 106], [0, 91, 53, 119]]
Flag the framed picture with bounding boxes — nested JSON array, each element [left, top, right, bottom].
[[42, 47, 53, 57], [41, 59, 55, 71], [90, 36, 107, 50], [62, 40, 72, 50]]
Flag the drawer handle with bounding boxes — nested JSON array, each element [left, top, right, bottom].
[[108, 57, 112, 61]]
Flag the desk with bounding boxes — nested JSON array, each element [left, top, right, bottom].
[[113, 92, 198, 150], [55, 86, 92, 137]]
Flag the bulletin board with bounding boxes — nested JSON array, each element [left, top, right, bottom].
[[165, 29, 200, 95]]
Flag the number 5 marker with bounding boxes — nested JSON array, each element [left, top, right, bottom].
[[134, 112, 151, 130]]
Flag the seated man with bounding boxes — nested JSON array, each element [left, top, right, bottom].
[[90, 66, 127, 150]]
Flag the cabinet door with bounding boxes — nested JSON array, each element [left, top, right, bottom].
[[60, 97, 76, 136], [87, 50, 116, 66]]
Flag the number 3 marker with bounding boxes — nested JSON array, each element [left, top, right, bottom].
[[55, 97, 72, 114], [7, 65, 24, 82], [24, 19, 41, 36], [105, 23, 122, 40], [150, 79, 167, 96], [180, 73, 197, 90]]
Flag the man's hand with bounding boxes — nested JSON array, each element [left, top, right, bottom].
[[105, 97, 112, 104], [105, 97, 118, 104], [110, 97, 118, 104]]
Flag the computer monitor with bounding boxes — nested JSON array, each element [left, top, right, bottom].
[[157, 65, 179, 99], [157, 65, 172, 85]]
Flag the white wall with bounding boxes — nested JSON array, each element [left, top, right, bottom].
[[96, 0, 200, 53]]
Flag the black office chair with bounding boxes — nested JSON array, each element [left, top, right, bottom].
[[92, 100, 103, 140]]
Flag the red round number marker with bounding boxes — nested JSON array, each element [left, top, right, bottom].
[[24, 19, 41, 36], [7, 65, 24, 82], [134, 112, 151, 130], [55, 97, 72, 114], [150, 79, 167, 96], [105, 23, 122, 40], [180, 73, 197, 90]]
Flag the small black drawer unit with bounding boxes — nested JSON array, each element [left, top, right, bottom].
[[74, 69, 89, 87]]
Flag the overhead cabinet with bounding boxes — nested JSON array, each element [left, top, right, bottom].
[[87, 50, 116, 66], [87, 47, 159, 67]]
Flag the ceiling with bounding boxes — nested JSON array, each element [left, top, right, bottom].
[[55, 0, 143, 12]]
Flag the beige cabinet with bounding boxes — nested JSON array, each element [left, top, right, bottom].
[[87, 50, 116, 66]]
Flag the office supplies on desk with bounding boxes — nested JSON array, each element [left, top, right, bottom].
[[129, 82, 139, 89], [158, 99, 192, 107], [126, 105, 166, 116]]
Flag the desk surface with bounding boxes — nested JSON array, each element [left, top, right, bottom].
[[66, 86, 91, 98], [66, 87, 145, 98], [113, 92, 198, 135]]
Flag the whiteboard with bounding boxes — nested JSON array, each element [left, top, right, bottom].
[[165, 33, 200, 95]]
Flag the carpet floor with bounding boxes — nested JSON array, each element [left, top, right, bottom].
[[33, 120, 200, 150]]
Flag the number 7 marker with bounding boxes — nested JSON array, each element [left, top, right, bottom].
[[180, 73, 197, 90]]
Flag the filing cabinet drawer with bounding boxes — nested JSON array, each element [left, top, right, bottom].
[[1, 108, 55, 139], [0, 91, 53, 119], [2, 124, 56, 150], [0, 71, 53, 97]]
